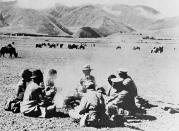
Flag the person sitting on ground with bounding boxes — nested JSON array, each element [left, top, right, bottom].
[[116, 68, 138, 111], [79, 64, 95, 92], [107, 70, 145, 116], [107, 74, 119, 96], [16, 69, 33, 100], [106, 70, 137, 113], [43, 69, 58, 103], [117, 68, 137, 97], [4, 69, 32, 113], [20, 69, 56, 118], [106, 77, 129, 117], [75, 64, 96, 100], [96, 86, 109, 105], [69, 81, 108, 127], [64, 64, 96, 109]]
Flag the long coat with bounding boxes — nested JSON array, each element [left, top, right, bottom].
[[69, 90, 108, 127], [20, 82, 44, 116], [107, 77, 138, 113]]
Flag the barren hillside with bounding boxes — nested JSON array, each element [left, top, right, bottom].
[[0, 1, 72, 36], [0, 1, 178, 37]]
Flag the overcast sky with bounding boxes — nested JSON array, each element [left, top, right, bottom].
[[3, 0, 179, 17]]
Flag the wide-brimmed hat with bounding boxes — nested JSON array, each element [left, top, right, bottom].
[[82, 64, 93, 71], [31, 69, 43, 79], [116, 68, 128, 74], [111, 77, 123, 83]]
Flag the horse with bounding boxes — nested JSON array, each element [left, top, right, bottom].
[[133, 46, 140, 50], [151, 46, 163, 53], [0, 45, 18, 58], [68, 44, 78, 49], [36, 44, 42, 48], [60, 44, 64, 48], [116, 46, 122, 50], [79, 44, 85, 50]]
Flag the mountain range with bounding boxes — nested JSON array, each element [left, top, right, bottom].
[[0, 1, 178, 37]]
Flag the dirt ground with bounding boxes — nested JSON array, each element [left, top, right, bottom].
[[0, 35, 179, 131]]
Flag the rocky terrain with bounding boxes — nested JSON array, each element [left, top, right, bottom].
[[0, 34, 179, 130]]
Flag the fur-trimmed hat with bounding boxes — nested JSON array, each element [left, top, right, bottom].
[[111, 77, 123, 83], [117, 68, 128, 74]]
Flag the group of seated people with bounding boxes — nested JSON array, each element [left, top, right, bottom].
[[68, 65, 139, 127], [5, 64, 141, 127], [5, 68, 58, 118]]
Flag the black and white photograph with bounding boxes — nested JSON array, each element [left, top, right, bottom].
[[0, 0, 179, 130]]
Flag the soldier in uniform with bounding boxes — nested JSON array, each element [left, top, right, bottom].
[[106, 68, 138, 117], [116, 68, 138, 111], [106, 77, 128, 117]]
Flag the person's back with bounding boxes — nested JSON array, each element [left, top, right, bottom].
[[16, 79, 30, 100], [77, 90, 105, 115], [123, 76, 137, 98], [4, 69, 32, 113], [21, 81, 44, 116], [16, 69, 32, 100], [21, 69, 56, 118], [116, 68, 138, 111], [22, 81, 42, 102], [21, 69, 45, 117], [107, 77, 125, 104], [69, 82, 107, 127]]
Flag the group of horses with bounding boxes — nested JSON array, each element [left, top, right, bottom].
[[150, 46, 164, 53], [67, 44, 86, 50], [36, 42, 87, 50], [0, 41, 173, 59], [36, 43, 64, 48], [116, 45, 165, 53], [116, 46, 141, 50], [0, 44, 18, 58]]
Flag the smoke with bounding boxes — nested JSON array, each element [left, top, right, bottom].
[[42, 50, 116, 108], [49, 49, 121, 108], [43, 61, 84, 108]]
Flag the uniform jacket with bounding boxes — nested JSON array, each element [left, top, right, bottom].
[[75, 90, 105, 115]]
